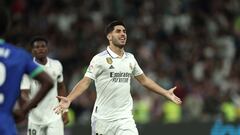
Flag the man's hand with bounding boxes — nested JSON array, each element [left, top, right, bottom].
[[165, 87, 182, 105], [54, 96, 71, 115]]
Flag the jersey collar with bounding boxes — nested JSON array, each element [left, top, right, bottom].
[[34, 57, 50, 67], [107, 46, 126, 59]]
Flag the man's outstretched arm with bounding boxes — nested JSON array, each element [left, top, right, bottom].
[[135, 74, 182, 104], [54, 77, 92, 114]]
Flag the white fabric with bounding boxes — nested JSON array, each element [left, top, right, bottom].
[[21, 57, 63, 125], [85, 47, 143, 120], [27, 118, 64, 135], [91, 116, 138, 135]]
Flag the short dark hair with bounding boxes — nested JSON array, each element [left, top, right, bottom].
[[104, 20, 125, 35], [30, 36, 48, 47], [0, 7, 10, 36]]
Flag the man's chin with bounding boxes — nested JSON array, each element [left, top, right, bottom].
[[36, 55, 46, 59], [114, 43, 125, 48]]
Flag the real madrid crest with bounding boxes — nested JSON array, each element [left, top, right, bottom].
[[106, 57, 113, 64]]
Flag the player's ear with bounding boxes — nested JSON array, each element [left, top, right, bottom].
[[107, 33, 112, 41]]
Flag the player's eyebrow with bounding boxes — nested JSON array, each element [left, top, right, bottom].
[[114, 28, 126, 33]]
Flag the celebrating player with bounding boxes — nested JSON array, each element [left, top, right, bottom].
[[54, 20, 182, 135]]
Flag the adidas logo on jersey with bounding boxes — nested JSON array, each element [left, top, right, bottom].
[[109, 65, 114, 69]]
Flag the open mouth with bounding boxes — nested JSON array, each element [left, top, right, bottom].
[[119, 37, 126, 41], [37, 52, 46, 56]]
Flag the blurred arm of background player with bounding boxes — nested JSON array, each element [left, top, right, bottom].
[[135, 74, 182, 104], [14, 72, 53, 123], [19, 77, 69, 125]]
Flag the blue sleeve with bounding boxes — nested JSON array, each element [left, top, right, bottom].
[[23, 51, 44, 77]]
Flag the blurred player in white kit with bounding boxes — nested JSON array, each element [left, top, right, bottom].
[[20, 37, 68, 135]]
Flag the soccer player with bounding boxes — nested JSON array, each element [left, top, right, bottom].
[[20, 37, 68, 135], [54, 20, 182, 135], [0, 7, 53, 135]]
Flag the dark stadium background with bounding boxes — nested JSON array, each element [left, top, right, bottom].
[[2, 0, 240, 134]]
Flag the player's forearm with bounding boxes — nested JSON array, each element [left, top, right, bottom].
[[58, 82, 67, 97], [142, 77, 168, 97], [19, 90, 29, 108], [67, 77, 91, 102], [23, 79, 53, 113]]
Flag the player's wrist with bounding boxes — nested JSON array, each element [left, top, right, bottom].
[[162, 90, 170, 98], [66, 96, 73, 103]]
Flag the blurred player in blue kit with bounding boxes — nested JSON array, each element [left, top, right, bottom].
[[54, 20, 182, 135], [0, 7, 53, 135]]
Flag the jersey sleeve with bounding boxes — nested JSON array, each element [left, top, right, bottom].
[[132, 55, 144, 76], [57, 60, 64, 83], [84, 56, 100, 80], [20, 74, 31, 90]]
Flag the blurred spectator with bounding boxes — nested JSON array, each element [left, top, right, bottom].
[[162, 100, 182, 123]]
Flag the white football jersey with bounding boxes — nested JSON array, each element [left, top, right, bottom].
[[21, 57, 63, 124], [85, 47, 143, 120]]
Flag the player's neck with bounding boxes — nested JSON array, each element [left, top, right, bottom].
[[109, 45, 124, 57], [35, 57, 47, 65]]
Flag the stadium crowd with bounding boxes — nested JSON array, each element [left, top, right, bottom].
[[2, 0, 240, 125]]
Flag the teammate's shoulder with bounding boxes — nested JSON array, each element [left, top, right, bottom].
[[125, 52, 134, 58], [93, 50, 108, 59], [90, 50, 108, 62], [96, 50, 108, 57], [47, 57, 59, 62], [47, 57, 62, 65]]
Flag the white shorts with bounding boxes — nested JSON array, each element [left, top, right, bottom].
[[91, 117, 138, 135], [27, 119, 64, 135]]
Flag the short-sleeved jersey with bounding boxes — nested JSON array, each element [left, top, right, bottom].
[[0, 40, 42, 135], [85, 47, 143, 120], [21, 57, 63, 125]]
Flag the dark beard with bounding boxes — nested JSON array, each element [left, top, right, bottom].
[[113, 44, 124, 49], [112, 37, 126, 49]]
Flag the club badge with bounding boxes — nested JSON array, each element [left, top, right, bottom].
[[106, 57, 113, 64]]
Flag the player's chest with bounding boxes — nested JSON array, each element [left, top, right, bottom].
[[42, 66, 60, 80], [102, 57, 134, 73], [31, 66, 59, 88]]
